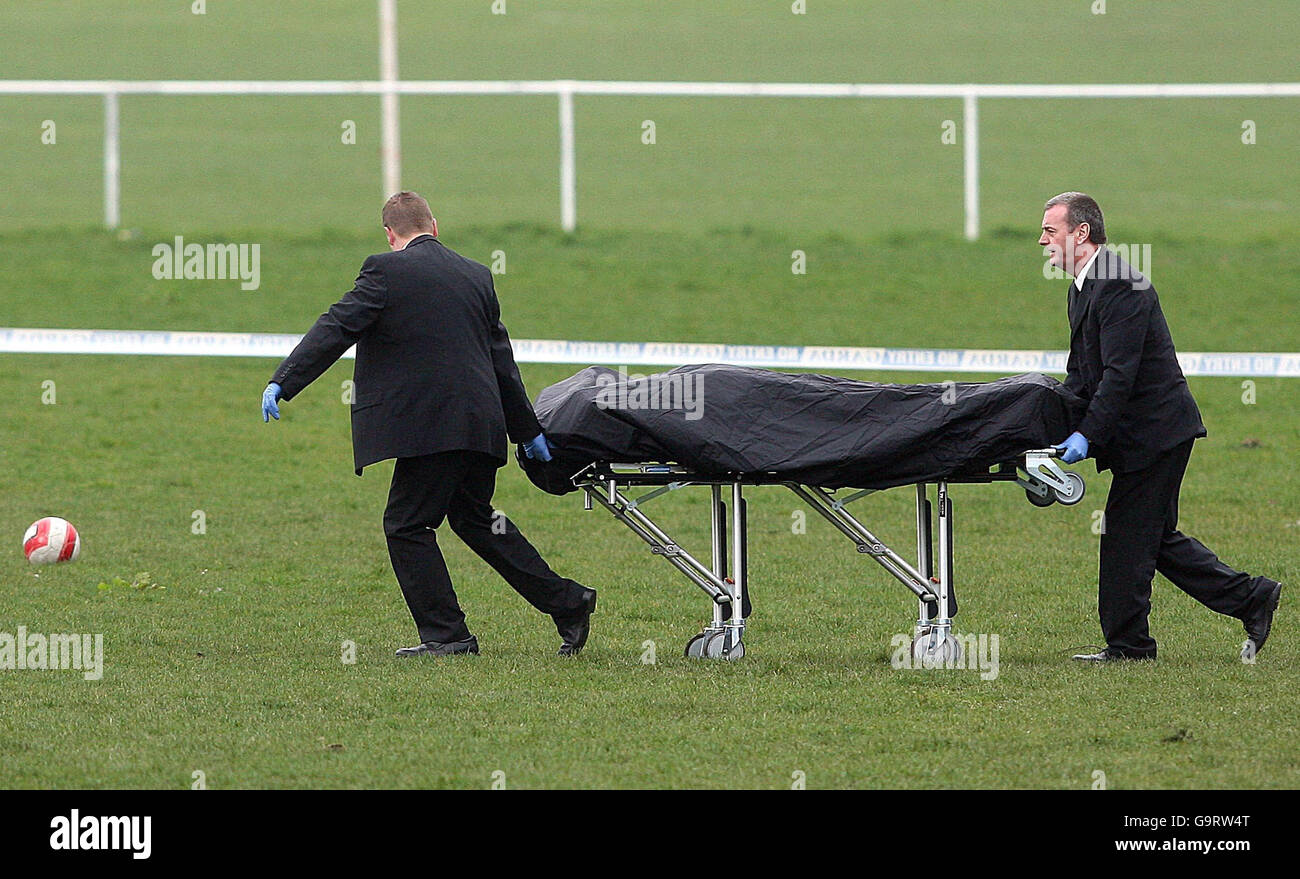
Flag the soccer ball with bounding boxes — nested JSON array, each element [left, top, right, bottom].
[[23, 517, 82, 565]]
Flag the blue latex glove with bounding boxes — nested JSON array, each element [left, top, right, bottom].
[[523, 433, 553, 462], [1054, 431, 1088, 464], [262, 382, 282, 422]]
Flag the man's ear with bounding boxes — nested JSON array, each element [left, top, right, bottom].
[[1076, 222, 1090, 243], [430, 218, 438, 238], [384, 226, 396, 247]]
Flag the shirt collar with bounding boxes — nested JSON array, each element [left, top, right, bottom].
[[402, 233, 436, 250], [1073, 245, 1103, 291]]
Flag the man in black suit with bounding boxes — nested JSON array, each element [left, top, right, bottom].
[[261, 191, 596, 657], [1040, 191, 1281, 662]]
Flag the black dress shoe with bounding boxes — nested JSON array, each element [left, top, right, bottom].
[[1242, 577, 1282, 659], [1071, 647, 1155, 662], [554, 588, 597, 656], [395, 636, 479, 657]]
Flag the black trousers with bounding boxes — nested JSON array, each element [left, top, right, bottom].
[[1099, 439, 1256, 657], [383, 451, 588, 643]]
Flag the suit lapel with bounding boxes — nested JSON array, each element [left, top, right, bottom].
[[1068, 279, 1085, 343], [1068, 249, 1103, 342]]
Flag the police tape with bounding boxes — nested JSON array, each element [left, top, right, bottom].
[[1, 327, 1297, 377]]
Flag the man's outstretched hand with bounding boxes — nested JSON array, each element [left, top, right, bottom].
[[262, 382, 282, 422], [523, 433, 553, 462], [1054, 431, 1088, 464]]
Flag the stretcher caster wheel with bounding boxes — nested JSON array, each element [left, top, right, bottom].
[[911, 629, 961, 667], [1025, 486, 1056, 507], [1053, 472, 1086, 506], [703, 630, 745, 660], [684, 632, 708, 658]]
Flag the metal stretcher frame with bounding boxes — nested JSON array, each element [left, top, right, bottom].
[[572, 451, 1084, 661]]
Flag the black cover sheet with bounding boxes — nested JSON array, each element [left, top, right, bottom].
[[518, 364, 1085, 495]]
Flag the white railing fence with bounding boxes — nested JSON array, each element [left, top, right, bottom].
[[3, 79, 1298, 239]]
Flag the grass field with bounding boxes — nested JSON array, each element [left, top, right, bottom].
[[2, 228, 1296, 788], [1, 2, 1298, 788]]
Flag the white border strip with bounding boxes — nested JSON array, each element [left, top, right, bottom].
[[1, 328, 1296, 377], [3, 80, 1299, 98]]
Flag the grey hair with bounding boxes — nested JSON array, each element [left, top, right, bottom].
[[1044, 191, 1107, 244]]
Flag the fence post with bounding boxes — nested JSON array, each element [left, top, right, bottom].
[[558, 83, 577, 233], [378, 0, 401, 199], [963, 90, 979, 241], [103, 90, 120, 230]]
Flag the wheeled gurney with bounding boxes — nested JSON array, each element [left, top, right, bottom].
[[518, 364, 1089, 661], [567, 451, 1083, 661]]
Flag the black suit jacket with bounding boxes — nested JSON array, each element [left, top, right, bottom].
[[1064, 247, 1205, 474], [271, 235, 542, 474]]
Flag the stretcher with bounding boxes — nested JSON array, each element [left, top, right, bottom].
[[568, 450, 1084, 662]]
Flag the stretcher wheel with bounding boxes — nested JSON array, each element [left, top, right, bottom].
[[1053, 472, 1086, 506], [1025, 486, 1056, 507], [684, 632, 708, 658], [910, 629, 961, 667], [703, 630, 745, 660]]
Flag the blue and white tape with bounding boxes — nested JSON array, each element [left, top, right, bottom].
[[0, 327, 1296, 377]]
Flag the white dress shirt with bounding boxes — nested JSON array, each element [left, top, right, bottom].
[[1074, 245, 1103, 291]]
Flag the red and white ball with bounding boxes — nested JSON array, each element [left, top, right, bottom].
[[23, 517, 81, 565]]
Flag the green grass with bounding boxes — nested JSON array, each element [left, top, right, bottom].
[[6, 223, 1300, 353], [1, 228, 1297, 789], [1, 1, 1298, 789]]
